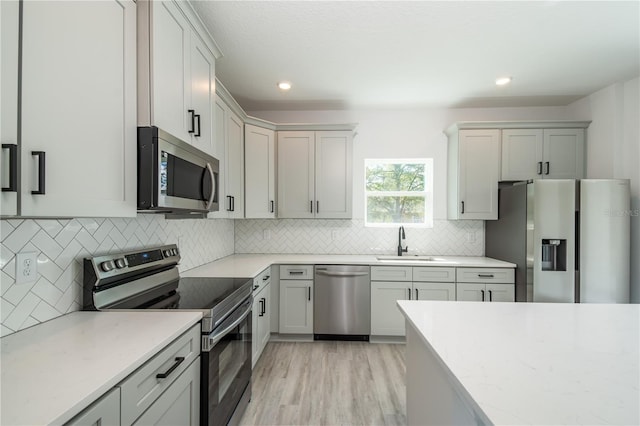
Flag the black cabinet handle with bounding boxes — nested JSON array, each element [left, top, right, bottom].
[[481, 289, 485, 302], [408, 288, 411, 300], [195, 114, 201, 137], [31, 151, 46, 195], [2, 144, 17, 192], [310, 200, 313, 213], [262, 275, 270, 281], [188, 109, 196, 134], [261, 297, 266, 315], [478, 274, 494, 278], [308, 287, 311, 301], [415, 288, 419, 300], [289, 271, 304, 275], [537, 162, 543, 175], [156, 356, 185, 379], [227, 195, 232, 211], [461, 201, 465, 214], [545, 162, 550, 175], [316, 201, 319, 214], [231, 196, 235, 212], [488, 290, 493, 302], [253, 284, 259, 291], [259, 298, 265, 316], [270, 200, 274, 213]]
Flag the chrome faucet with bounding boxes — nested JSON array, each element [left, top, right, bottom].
[[397, 226, 408, 256]]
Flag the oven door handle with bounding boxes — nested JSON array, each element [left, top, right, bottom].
[[204, 297, 253, 351]]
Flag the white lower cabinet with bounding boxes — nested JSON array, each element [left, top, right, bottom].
[[456, 283, 514, 302], [66, 388, 121, 426], [455, 268, 515, 302], [66, 324, 201, 426], [279, 268, 313, 334], [252, 270, 271, 367], [371, 267, 456, 337], [132, 359, 200, 426]]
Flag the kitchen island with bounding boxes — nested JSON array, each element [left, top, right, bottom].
[[397, 301, 639, 425]]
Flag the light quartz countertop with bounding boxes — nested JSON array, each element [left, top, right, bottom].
[[0, 311, 202, 426], [397, 301, 640, 425], [182, 254, 516, 278]]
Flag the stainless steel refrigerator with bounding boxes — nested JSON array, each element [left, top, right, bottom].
[[486, 179, 630, 303]]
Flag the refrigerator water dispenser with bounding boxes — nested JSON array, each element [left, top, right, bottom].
[[541, 239, 566, 271]]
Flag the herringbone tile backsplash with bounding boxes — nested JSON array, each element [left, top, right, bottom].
[[235, 219, 484, 256], [0, 215, 234, 336]]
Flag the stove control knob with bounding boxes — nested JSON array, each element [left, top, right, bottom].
[[100, 260, 115, 272], [172, 248, 179, 256], [114, 258, 126, 269], [163, 249, 172, 257]]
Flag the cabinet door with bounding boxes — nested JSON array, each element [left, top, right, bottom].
[[20, 0, 136, 217], [67, 388, 120, 426], [413, 282, 456, 301], [501, 129, 543, 181], [279, 280, 313, 334], [151, 0, 191, 143], [1, 0, 18, 215], [315, 131, 352, 218], [371, 281, 409, 336], [189, 32, 215, 156], [132, 359, 200, 426], [226, 110, 244, 218], [245, 125, 276, 218], [457, 130, 500, 220], [542, 129, 585, 179], [258, 283, 271, 357], [456, 283, 485, 301], [485, 284, 515, 302], [277, 131, 315, 218], [251, 293, 261, 368]]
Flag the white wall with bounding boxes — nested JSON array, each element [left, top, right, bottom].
[[251, 105, 569, 220], [567, 76, 640, 303]]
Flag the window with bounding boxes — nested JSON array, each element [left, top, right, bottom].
[[364, 158, 433, 227]]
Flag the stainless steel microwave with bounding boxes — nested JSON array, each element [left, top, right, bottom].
[[138, 126, 219, 213]]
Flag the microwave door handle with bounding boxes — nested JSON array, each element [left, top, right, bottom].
[[205, 163, 215, 210]]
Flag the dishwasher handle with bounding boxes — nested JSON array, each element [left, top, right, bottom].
[[315, 270, 369, 277]]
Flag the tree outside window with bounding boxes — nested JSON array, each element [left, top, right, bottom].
[[365, 159, 433, 227]]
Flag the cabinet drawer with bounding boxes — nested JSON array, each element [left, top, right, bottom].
[[279, 264, 313, 280], [456, 268, 515, 284], [253, 266, 272, 292], [120, 323, 200, 425], [371, 266, 412, 282], [413, 267, 455, 283]]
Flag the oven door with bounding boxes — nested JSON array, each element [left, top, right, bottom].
[[201, 297, 252, 426]]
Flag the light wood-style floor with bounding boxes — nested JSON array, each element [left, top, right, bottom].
[[239, 341, 407, 426]]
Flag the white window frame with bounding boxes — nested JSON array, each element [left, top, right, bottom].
[[364, 158, 434, 228]]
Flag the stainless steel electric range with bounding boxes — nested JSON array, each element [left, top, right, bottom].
[[83, 244, 252, 426]]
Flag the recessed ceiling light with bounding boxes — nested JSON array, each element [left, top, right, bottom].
[[278, 81, 292, 91], [495, 76, 512, 86]]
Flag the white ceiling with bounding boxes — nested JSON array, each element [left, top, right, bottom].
[[191, 1, 640, 111]]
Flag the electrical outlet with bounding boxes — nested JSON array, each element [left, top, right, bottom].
[[466, 231, 476, 243], [263, 229, 271, 240], [331, 230, 339, 241], [15, 252, 38, 285]]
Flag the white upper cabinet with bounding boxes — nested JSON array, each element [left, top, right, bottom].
[[245, 124, 276, 218], [212, 96, 244, 218], [7, 0, 137, 217], [138, 0, 221, 156], [277, 130, 353, 219], [1, 0, 19, 216], [447, 128, 500, 220], [502, 127, 586, 181]]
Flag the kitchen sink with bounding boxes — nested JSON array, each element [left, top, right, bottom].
[[376, 255, 438, 262]]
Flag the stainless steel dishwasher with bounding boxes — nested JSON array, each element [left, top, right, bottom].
[[314, 265, 371, 341]]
